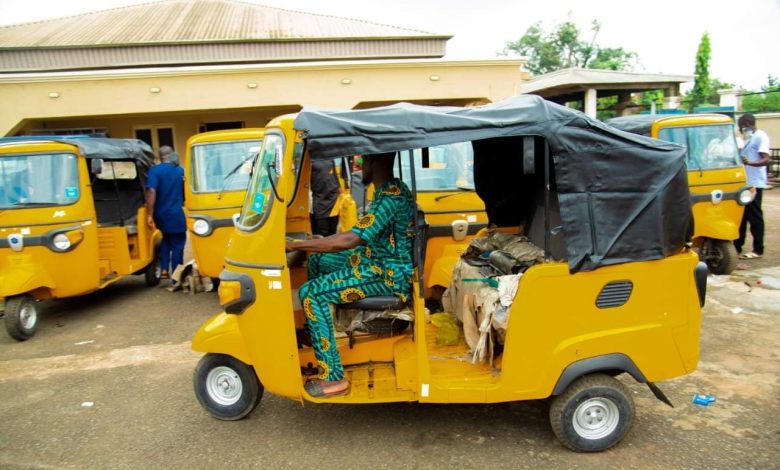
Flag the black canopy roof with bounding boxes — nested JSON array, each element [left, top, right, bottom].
[[605, 114, 664, 136], [294, 95, 692, 272], [0, 136, 154, 169], [66, 138, 154, 168]]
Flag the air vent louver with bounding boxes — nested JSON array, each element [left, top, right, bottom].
[[596, 281, 633, 308]]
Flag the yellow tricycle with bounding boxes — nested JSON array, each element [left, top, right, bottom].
[[192, 96, 706, 452], [184, 128, 265, 279], [608, 113, 753, 274], [0, 137, 162, 340]]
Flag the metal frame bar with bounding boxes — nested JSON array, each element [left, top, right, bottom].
[[406, 150, 424, 297], [543, 142, 551, 261]]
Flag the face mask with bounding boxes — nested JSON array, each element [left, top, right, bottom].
[[742, 128, 754, 141]]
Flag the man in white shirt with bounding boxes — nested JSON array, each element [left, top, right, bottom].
[[734, 113, 771, 259]]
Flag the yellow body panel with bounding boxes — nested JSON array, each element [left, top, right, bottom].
[[185, 204, 242, 278], [414, 191, 486, 290], [688, 168, 745, 240], [192, 114, 703, 406], [0, 141, 159, 301], [184, 128, 265, 278]]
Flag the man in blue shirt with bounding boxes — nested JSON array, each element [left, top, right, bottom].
[[735, 114, 771, 259], [146, 146, 186, 278]]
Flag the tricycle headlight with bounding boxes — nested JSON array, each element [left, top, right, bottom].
[[738, 188, 755, 205], [192, 219, 211, 236], [52, 233, 71, 251]]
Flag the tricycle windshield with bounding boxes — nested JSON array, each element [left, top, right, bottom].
[[658, 124, 740, 170], [238, 133, 283, 230], [190, 139, 262, 193], [395, 142, 474, 191], [0, 152, 80, 209]]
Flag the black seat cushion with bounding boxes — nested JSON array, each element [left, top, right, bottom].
[[341, 296, 406, 310]]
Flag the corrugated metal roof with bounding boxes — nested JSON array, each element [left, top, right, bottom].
[[0, 0, 449, 48]]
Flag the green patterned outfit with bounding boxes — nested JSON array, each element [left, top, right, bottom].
[[300, 178, 415, 381]]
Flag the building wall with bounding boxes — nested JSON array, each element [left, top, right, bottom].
[[20, 106, 300, 155], [0, 59, 526, 152], [756, 113, 780, 148]]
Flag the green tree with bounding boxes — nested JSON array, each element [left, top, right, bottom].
[[706, 78, 734, 105], [688, 32, 712, 111], [680, 77, 734, 111], [504, 20, 636, 75], [742, 75, 780, 112]]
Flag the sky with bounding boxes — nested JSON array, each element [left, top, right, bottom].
[[0, 0, 778, 91]]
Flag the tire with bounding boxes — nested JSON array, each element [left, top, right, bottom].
[[144, 256, 161, 286], [549, 374, 635, 452], [706, 239, 737, 275], [194, 353, 263, 420], [4, 294, 39, 341]]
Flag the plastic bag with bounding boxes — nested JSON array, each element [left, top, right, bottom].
[[430, 313, 460, 346]]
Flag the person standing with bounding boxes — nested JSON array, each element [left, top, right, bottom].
[[146, 146, 186, 278], [735, 113, 771, 259], [310, 159, 342, 237]]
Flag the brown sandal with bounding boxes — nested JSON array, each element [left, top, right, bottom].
[[304, 379, 350, 398]]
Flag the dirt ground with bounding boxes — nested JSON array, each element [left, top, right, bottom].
[[0, 192, 778, 469]]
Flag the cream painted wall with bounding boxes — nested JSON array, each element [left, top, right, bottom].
[[0, 59, 526, 139], [756, 113, 780, 148], [26, 106, 300, 155]]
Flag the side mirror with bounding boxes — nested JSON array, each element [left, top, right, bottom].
[[90, 158, 104, 175]]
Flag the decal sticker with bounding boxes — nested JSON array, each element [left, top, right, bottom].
[[21, 228, 31, 235], [421, 383, 430, 398], [268, 280, 282, 290], [8, 234, 23, 252], [252, 192, 266, 212], [53, 210, 66, 218], [65, 187, 78, 198], [467, 215, 477, 222], [261, 269, 281, 277]]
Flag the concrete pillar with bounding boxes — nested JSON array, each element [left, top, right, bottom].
[[614, 92, 636, 116], [718, 89, 743, 111], [663, 84, 681, 110], [584, 88, 598, 117]]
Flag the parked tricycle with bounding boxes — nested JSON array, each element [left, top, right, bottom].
[[608, 113, 753, 274], [184, 128, 264, 279], [0, 137, 162, 340], [192, 97, 706, 452]]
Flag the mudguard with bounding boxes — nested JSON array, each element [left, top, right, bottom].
[[191, 312, 253, 365], [695, 218, 739, 242], [0, 264, 53, 299], [552, 353, 647, 396]]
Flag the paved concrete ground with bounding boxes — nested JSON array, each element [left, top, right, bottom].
[[1, 192, 778, 469]]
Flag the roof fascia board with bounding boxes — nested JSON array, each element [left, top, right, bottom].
[[0, 58, 525, 83]]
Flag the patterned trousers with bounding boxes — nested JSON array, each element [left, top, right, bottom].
[[299, 249, 394, 381]]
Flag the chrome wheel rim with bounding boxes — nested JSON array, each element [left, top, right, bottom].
[[572, 397, 620, 440], [19, 302, 37, 330], [206, 366, 242, 406]]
